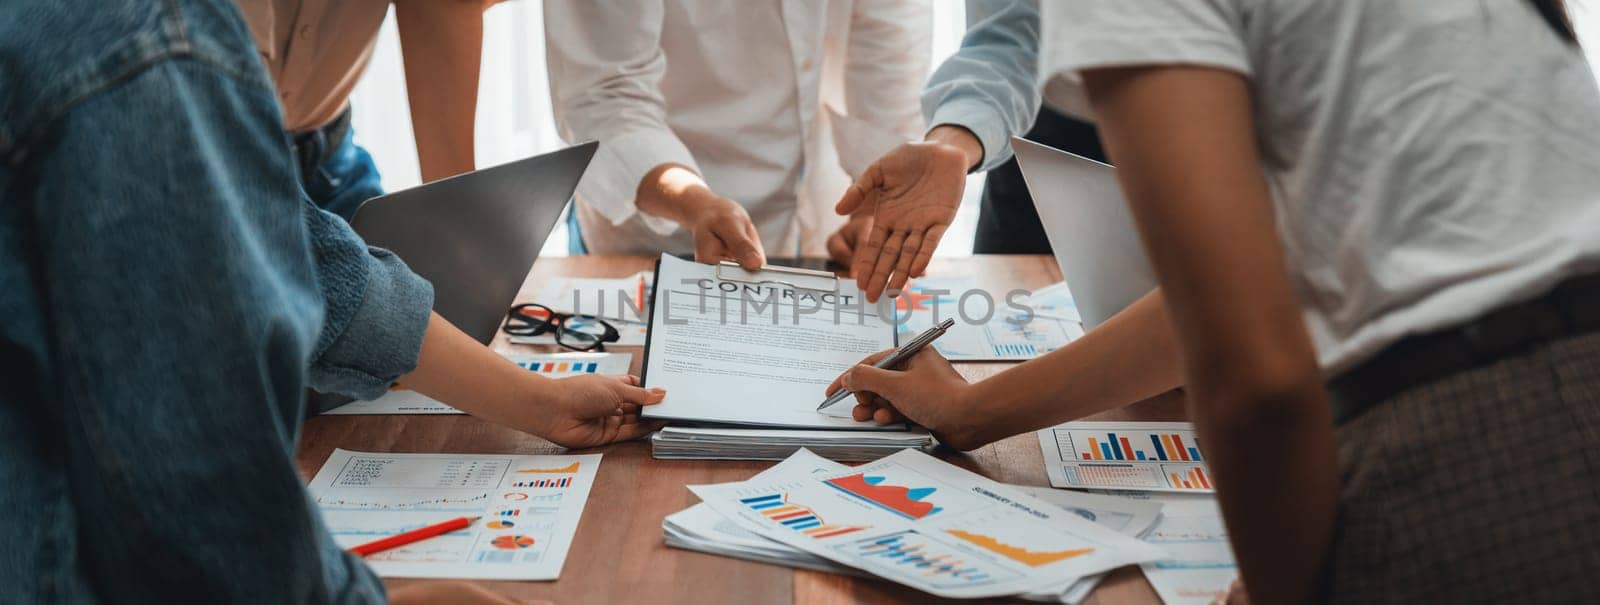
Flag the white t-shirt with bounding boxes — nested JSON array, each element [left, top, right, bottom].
[[1043, 0, 1600, 374]]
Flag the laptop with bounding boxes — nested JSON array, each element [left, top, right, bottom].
[[350, 141, 597, 343], [308, 141, 597, 414], [1010, 136, 1157, 329]]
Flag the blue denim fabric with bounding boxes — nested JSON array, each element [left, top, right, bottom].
[[296, 118, 386, 221], [0, 0, 431, 602]]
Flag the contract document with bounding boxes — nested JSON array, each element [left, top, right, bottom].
[[640, 254, 898, 429]]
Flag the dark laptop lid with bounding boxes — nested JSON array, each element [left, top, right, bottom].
[[349, 141, 598, 343]]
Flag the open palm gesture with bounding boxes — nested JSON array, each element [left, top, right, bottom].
[[836, 140, 969, 302]]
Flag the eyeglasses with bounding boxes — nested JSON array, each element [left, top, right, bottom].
[[502, 303, 621, 352]]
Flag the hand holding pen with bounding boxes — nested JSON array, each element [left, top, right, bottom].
[[821, 335, 992, 450]]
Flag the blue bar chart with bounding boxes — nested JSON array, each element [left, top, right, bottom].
[[1038, 422, 1216, 493], [836, 530, 1019, 589]]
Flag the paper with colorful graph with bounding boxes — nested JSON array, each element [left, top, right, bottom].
[[894, 276, 1083, 361], [325, 352, 631, 415], [1037, 421, 1216, 493], [308, 449, 601, 580], [688, 449, 1166, 598]]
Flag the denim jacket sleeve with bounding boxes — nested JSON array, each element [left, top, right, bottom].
[[922, 0, 1043, 172], [302, 199, 434, 400], [0, 1, 390, 602]]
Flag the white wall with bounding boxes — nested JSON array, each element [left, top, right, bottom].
[[351, 2, 1600, 258]]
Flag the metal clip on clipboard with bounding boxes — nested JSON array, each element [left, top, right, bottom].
[[715, 261, 841, 293]]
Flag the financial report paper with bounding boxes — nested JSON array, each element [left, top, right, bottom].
[[308, 449, 600, 580], [689, 449, 1166, 599], [641, 254, 895, 429]]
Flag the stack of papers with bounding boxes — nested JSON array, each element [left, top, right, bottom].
[[650, 426, 934, 461], [667, 449, 1168, 600], [664, 501, 863, 576], [640, 254, 926, 459]]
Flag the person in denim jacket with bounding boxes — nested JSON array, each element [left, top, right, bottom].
[[0, 1, 662, 602]]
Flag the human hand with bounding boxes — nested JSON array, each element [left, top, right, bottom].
[[684, 194, 766, 270], [636, 163, 765, 270], [389, 581, 538, 605], [521, 374, 666, 449], [836, 125, 981, 302], [824, 348, 996, 451], [825, 213, 874, 268]]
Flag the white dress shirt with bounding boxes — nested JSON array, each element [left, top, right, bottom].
[[544, 0, 930, 256]]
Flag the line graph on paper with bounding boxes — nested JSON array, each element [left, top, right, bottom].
[[315, 490, 490, 513], [326, 522, 476, 538]]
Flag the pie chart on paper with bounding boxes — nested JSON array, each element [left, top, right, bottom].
[[492, 535, 536, 550]]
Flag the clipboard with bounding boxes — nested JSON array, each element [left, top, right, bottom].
[[637, 254, 903, 429], [713, 261, 841, 293]]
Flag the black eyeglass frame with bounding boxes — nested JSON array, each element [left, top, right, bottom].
[[502, 303, 621, 352]]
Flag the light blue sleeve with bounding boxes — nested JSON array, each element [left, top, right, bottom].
[[921, 0, 1043, 172]]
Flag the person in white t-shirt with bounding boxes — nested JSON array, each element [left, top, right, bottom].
[[832, 2, 1600, 602]]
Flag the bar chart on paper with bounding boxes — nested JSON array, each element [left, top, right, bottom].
[[1035, 422, 1215, 492], [839, 530, 1021, 589], [739, 493, 870, 539]]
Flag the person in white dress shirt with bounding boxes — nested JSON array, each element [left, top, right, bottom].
[[543, 0, 930, 269]]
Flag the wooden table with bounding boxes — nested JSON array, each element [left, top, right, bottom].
[[296, 255, 1186, 604]]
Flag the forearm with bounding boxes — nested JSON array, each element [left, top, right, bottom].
[[925, 125, 985, 172], [1084, 66, 1338, 605], [396, 0, 485, 182], [967, 288, 1182, 440], [634, 162, 720, 224], [1197, 378, 1338, 605], [396, 311, 554, 427]]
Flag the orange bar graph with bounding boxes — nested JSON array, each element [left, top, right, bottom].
[[1172, 435, 1191, 461], [1161, 435, 1178, 460], [1193, 468, 1212, 489], [1170, 472, 1183, 488], [1087, 438, 1103, 460]]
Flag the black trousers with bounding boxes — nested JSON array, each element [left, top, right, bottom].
[[974, 107, 1107, 254]]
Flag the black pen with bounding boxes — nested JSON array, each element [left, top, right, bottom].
[[818, 318, 956, 411]]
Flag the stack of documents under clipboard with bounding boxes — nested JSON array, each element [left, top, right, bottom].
[[663, 449, 1170, 603], [650, 426, 934, 461], [638, 254, 940, 460]]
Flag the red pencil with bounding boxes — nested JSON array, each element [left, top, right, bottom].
[[349, 516, 480, 557]]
